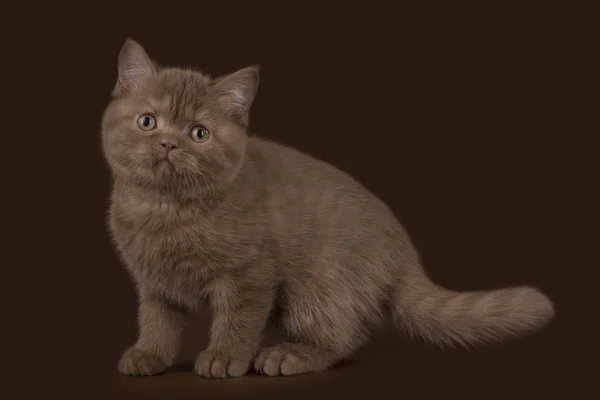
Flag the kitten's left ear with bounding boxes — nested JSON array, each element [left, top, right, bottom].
[[113, 38, 157, 96], [212, 65, 260, 121]]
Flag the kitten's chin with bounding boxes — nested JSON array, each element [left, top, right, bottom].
[[153, 159, 176, 178]]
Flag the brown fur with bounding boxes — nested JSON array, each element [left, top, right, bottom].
[[102, 39, 555, 378]]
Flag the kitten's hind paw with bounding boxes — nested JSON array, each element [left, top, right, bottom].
[[118, 347, 169, 376], [254, 343, 334, 376], [194, 350, 251, 378]]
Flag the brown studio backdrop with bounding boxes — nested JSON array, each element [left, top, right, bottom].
[[4, 3, 588, 399]]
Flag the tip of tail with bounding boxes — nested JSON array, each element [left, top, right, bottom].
[[394, 283, 555, 350], [519, 285, 555, 326]]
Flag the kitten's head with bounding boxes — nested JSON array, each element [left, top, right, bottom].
[[101, 39, 259, 196]]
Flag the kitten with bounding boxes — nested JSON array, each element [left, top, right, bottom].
[[102, 38, 555, 378]]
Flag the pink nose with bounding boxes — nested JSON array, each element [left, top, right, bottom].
[[160, 141, 178, 153]]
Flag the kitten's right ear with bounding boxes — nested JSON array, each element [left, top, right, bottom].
[[113, 38, 157, 96]]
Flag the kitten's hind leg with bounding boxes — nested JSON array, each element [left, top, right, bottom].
[[254, 284, 371, 376], [254, 342, 338, 376]]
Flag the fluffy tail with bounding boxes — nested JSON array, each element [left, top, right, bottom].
[[392, 273, 555, 348]]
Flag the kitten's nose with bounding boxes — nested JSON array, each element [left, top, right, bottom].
[[160, 141, 178, 153]]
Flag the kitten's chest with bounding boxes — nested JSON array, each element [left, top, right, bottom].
[[112, 201, 205, 256], [110, 199, 222, 303]]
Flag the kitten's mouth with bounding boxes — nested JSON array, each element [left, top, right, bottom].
[[154, 157, 173, 167]]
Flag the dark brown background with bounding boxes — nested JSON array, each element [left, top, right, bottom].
[[3, 2, 593, 399]]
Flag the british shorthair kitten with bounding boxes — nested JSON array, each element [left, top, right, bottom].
[[101, 39, 554, 378]]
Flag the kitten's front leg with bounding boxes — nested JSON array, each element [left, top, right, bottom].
[[118, 292, 187, 376], [195, 277, 274, 378]]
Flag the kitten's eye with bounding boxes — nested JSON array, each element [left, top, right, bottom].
[[190, 126, 210, 143], [136, 114, 157, 131]]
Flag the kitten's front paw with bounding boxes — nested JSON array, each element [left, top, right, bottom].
[[118, 347, 169, 376], [194, 350, 251, 378]]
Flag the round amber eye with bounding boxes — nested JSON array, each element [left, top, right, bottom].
[[190, 126, 210, 143], [136, 114, 157, 131]]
